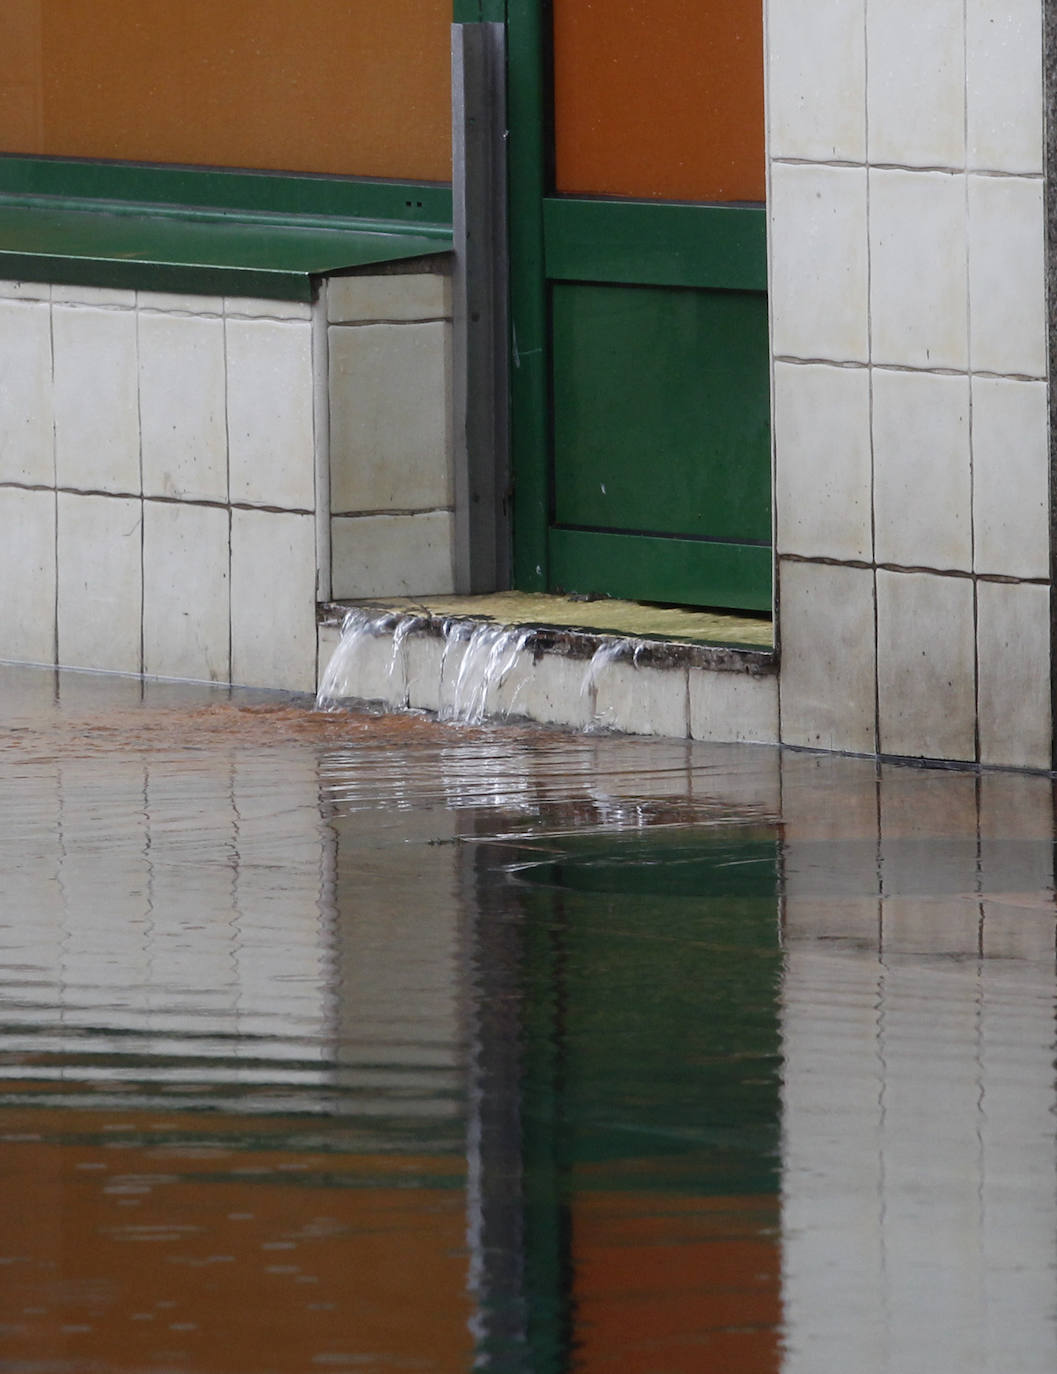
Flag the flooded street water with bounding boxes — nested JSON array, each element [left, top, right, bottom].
[[0, 663, 1055, 1373]]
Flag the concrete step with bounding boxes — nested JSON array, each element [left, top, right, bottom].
[[316, 595, 778, 744]]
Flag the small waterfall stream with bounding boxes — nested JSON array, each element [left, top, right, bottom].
[[317, 609, 644, 727]]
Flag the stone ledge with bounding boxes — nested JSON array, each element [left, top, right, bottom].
[[318, 596, 776, 677]]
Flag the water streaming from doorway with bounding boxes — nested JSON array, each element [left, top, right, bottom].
[[317, 608, 650, 727], [0, 664, 1055, 1372]]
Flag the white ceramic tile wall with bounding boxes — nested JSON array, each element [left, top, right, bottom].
[[0, 278, 50, 302], [767, 0, 1051, 768], [967, 173, 1047, 377], [876, 570, 976, 761], [866, 0, 964, 168], [976, 580, 1052, 770], [226, 317, 316, 510], [971, 376, 1049, 580], [778, 560, 878, 755], [329, 321, 453, 514], [53, 304, 140, 494], [965, 0, 1044, 173], [869, 168, 968, 370], [770, 163, 870, 362], [331, 512, 455, 599], [139, 312, 227, 503], [766, 0, 866, 162], [0, 273, 463, 695], [56, 492, 142, 673], [327, 273, 452, 324], [142, 501, 230, 683], [871, 369, 971, 570], [0, 486, 55, 664], [0, 300, 53, 485], [0, 284, 324, 687], [230, 508, 317, 693], [773, 362, 871, 560]]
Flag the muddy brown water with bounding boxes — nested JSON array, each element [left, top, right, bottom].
[[0, 663, 1055, 1372]]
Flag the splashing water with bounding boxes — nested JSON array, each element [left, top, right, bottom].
[[580, 638, 647, 728], [443, 622, 534, 724], [316, 609, 396, 708], [318, 609, 638, 728], [317, 611, 535, 724]]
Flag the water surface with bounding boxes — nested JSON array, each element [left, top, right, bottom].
[[0, 665, 1054, 1372]]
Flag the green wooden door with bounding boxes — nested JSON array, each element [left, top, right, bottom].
[[507, 0, 771, 612]]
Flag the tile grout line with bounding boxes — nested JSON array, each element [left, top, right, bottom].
[[963, 0, 981, 768], [1045, 0, 1057, 773], [222, 297, 233, 687], [864, 0, 881, 759], [779, 552, 1048, 585], [135, 296, 145, 679], [763, 0, 782, 749], [774, 354, 1046, 383], [764, 0, 780, 747], [312, 283, 332, 609], [49, 284, 58, 668], [771, 154, 1043, 179]]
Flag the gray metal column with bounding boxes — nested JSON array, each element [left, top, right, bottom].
[[452, 22, 511, 593]]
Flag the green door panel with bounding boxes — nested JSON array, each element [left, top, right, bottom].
[[506, 0, 772, 612], [551, 281, 771, 544], [548, 527, 772, 612]]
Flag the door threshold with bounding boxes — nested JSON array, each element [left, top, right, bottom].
[[316, 593, 777, 742], [320, 591, 773, 658]]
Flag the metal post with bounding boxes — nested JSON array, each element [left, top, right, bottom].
[[452, 22, 511, 593]]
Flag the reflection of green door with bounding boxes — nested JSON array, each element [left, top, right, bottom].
[[515, 828, 783, 1371], [507, 0, 771, 611]]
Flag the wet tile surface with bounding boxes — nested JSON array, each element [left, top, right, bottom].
[[0, 665, 1054, 1372]]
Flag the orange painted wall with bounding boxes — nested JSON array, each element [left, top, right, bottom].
[[553, 0, 766, 204], [571, 1192, 781, 1373], [0, 0, 452, 181]]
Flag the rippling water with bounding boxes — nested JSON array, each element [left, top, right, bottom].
[[0, 664, 1054, 1372]]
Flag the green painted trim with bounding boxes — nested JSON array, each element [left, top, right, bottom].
[[544, 197, 767, 291], [0, 201, 451, 300], [548, 527, 773, 613], [0, 155, 453, 229], [453, 0, 506, 19], [507, 0, 551, 591]]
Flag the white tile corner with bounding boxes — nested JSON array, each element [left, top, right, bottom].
[[876, 568, 975, 762], [976, 579, 1051, 771], [778, 559, 878, 755]]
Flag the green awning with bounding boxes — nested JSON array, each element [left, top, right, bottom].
[[0, 200, 452, 301]]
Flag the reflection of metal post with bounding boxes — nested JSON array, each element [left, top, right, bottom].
[[462, 842, 530, 1369], [452, 22, 511, 593]]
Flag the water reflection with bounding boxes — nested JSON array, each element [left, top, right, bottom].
[[0, 667, 1054, 1371]]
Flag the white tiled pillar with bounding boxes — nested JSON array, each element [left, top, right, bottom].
[[768, 0, 1051, 768], [327, 267, 456, 599]]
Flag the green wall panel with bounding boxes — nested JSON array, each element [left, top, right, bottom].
[[544, 197, 766, 291], [551, 282, 771, 544]]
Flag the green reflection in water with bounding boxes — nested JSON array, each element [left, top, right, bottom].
[[474, 825, 783, 1372]]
